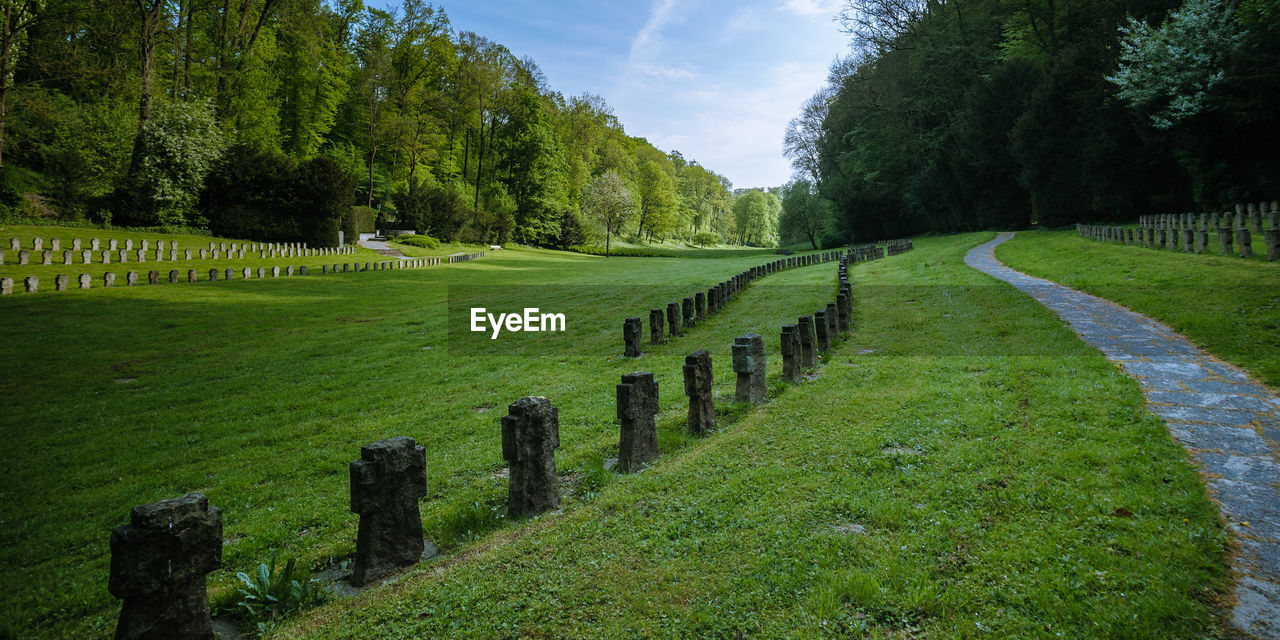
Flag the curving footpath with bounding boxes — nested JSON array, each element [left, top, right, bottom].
[[967, 232, 1280, 638]]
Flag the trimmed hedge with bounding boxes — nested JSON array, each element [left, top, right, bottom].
[[395, 235, 441, 249], [343, 206, 376, 243]]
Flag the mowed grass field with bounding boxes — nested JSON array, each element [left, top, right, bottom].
[[0, 231, 1231, 638], [0, 232, 842, 638], [996, 230, 1280, 388]]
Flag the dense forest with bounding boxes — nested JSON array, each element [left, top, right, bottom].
[[779, 0, 1280, 246], [0, 0, 781, 248]]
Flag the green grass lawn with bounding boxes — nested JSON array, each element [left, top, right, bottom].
[[0, 237, 846, 639], [380, 239, 494, 259], [257, 233, 1223, 638], [0, 231, 1230, 639], [997, 229, 1280, 387]]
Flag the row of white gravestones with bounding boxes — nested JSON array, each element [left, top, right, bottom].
[[0, 256, 449, 294], [4, 237, 324, 252], [0, 245, 354, 266]]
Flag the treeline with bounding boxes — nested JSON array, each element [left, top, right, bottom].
[[780, 0, 1280, 245], [0, 0, 758, 247]]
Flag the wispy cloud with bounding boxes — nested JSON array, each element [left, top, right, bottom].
[[627, 0, 680, 68], [778, 0, 841, 17]]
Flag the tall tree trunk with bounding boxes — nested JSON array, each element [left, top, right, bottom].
[[172, 0, 184, 99], [0, 2, 14, 169], [366, 83, 378, 208], [183, 1, 193, 98], [214, 0, 231, 113], [128, 0, 167, 179], [473, 111, 484, 213]]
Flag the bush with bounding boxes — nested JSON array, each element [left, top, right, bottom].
[[118, 99, 225, 226], [568, 244, 676, 258], [691, 230, 721, 248], [200, 146, 352, 247], [392, 180, 472, 242], [395, 234, 441, 249], [292, 156, 353, 248], [343, 206, 376, 244], [201, 145, 293, 240]]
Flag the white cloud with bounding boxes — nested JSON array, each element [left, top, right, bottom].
[[627, 0, 680, 68], [632, 62, 698, 79], [778, 0, 841, 18], [723, 7, 765, 40], [612, 0, 848, 187], [639, 61, 832, 188]]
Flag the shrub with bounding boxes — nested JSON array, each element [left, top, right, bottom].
[[118, 99, 225, 226], [292, 156, 353, 248], [201, 145, 294, 240], [395, 234, 441, 249], [343, 206, 376, 244], [691, 230, 721, 248]]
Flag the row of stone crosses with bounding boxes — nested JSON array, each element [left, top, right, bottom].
[[3, 258, 429, 295], [1, 237, 347, 267], [1077, 201, 1280, 261], [622, 239, 914, 356], [0, 252, 487, 295], [105, 243, 912, 639]]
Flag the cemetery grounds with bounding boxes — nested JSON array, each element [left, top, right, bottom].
[[3, 227, 1273, 638]]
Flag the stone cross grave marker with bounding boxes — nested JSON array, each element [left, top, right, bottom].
[[501, 397, 560, 518], [683, 350, 715, 435], [108, 493, 222, 640], [617, 372, 660, 472], [732, 333, 767, 403], [349, 437, 428, 586]]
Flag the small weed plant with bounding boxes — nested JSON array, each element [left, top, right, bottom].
[[236, 550, 326, 635]]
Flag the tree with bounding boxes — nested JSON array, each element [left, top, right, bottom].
[[634, 158, 676, 241], [583, 170, 632, 256], [126, 99, 225, 224], [691, 230, 720, 248], [779, 179, 830, 249], [498, 88, 567, 245], [783, 87, 832, 184], [732, 189, 778, 247], [1109, 0, 1245, 129]]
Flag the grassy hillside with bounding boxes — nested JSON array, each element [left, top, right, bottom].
[[0, 231, 1231, 638], [0, 237, 842, 639], [271, 233, 1228, 639]]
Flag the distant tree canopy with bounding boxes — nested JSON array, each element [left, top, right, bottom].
[[781, 0, 1280, 244], [0, 0, 766, 247]]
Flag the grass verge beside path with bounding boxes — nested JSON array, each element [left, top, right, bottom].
[[0, 245, 842, 639], [275, 233, 1229, 639], [996, 229, 1280, 388]]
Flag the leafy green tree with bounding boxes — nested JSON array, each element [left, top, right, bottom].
[[582, 170, 632, 256], [498, 88, 567, 245], [732, 189, 778, 247], [125, 99, 225, 224], [1109, 0, 1245, 129], [779, 179, 832, 249], [634, 158, 676, 241], [691, 230, 720, 248]]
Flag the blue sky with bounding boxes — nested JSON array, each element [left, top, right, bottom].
[[367, 0, 851, 189]]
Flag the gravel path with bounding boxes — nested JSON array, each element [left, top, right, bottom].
[[966, 232, 1280, 638], [358, 238, 409, 259]]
